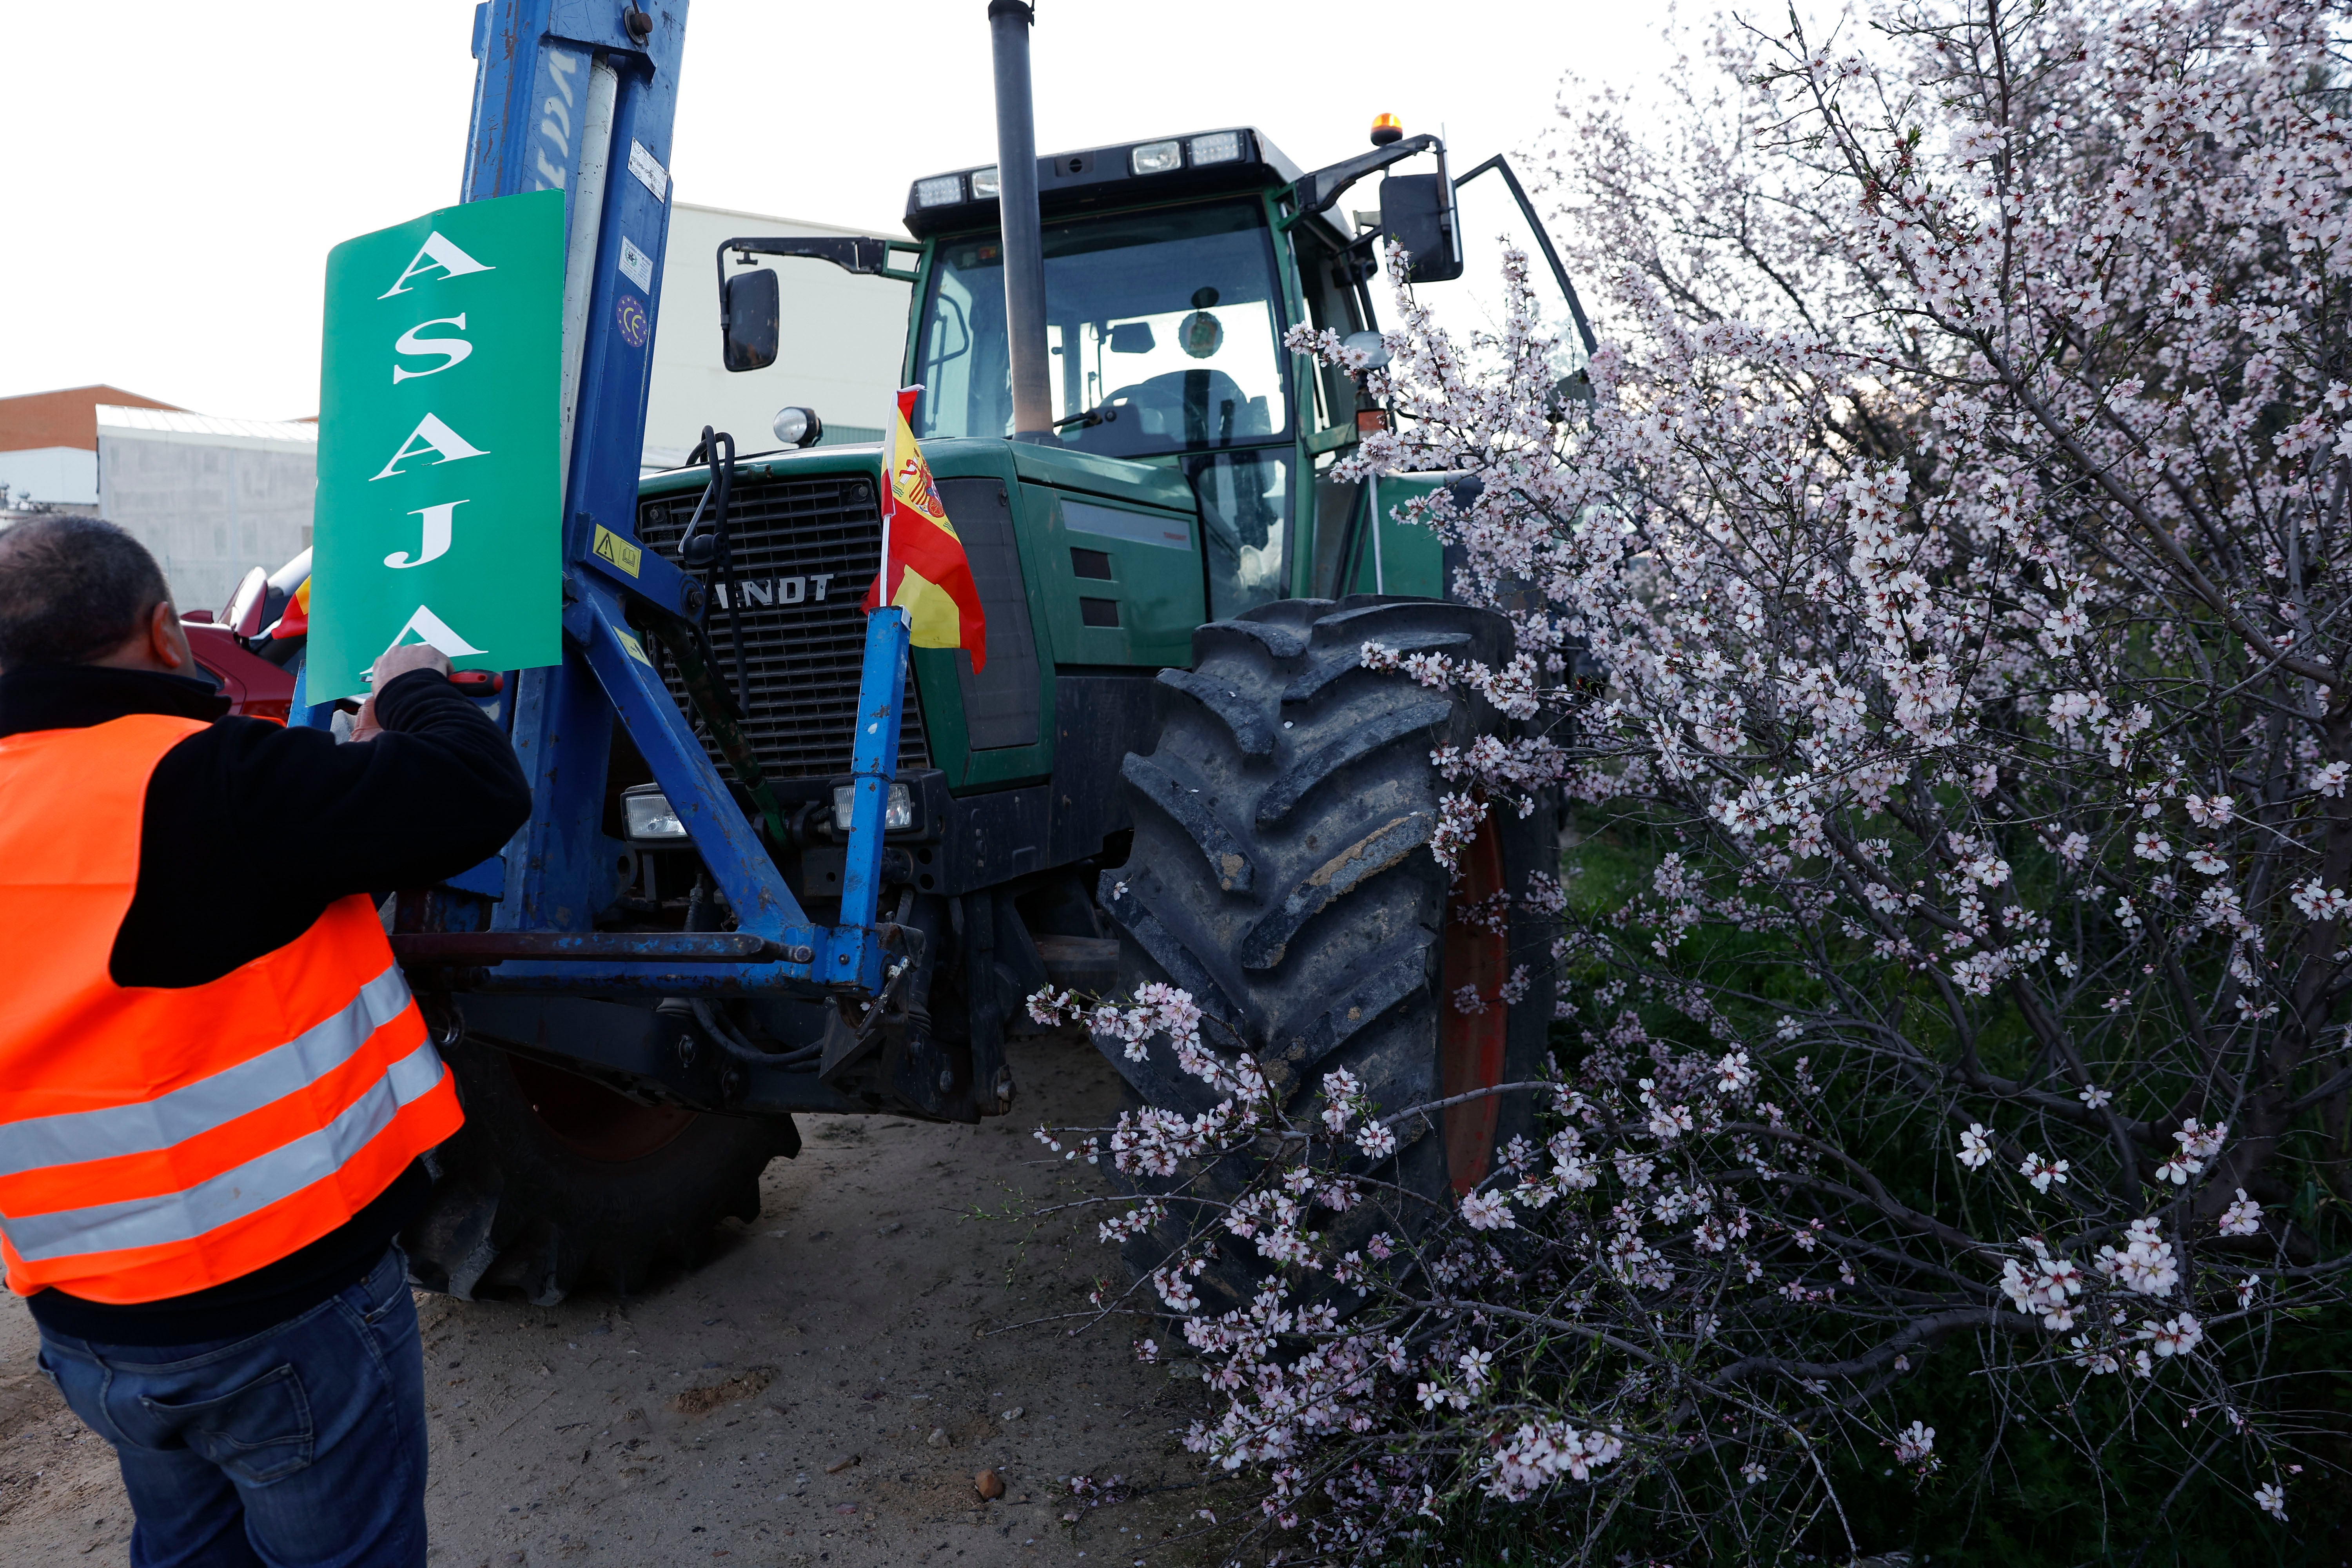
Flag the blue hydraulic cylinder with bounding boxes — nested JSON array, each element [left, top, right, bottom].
[[837, 607, 912, 958]]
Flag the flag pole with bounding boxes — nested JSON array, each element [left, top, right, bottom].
[[877, 388, 897, 613]]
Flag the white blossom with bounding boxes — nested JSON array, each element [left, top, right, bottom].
[[2218, 1190, 2262, 1236], [1459, 1192, 1516, 1231], [2020, 1152, 2071, 1193], [2291, 878, 2351, 920], [1890, 1421, 1936, 1465], [2097, 1218, 2181, 1297], [2143, 1313, 2204, 1357]]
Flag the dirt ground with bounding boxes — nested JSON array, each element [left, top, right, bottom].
[[0, 1031, 1234, 1568]]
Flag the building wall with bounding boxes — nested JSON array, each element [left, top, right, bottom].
[[644, 204, 913, 468], [0, 446, 98, 506], [98, 435, 316, 615]]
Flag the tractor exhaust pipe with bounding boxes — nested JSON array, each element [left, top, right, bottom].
[[988, 0, 1052, 439]]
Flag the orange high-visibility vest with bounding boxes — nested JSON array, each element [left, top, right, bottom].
[[0, 712, 462, 1304]]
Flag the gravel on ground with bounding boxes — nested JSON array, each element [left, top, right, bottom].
[[0, 1031, 1234, 1568]]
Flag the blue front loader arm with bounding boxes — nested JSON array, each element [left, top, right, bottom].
[[301, 0, 902, 999]]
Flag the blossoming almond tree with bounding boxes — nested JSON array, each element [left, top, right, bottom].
[[1030, 3, 2352, 1561], [1033, 0, 2352, 1560]]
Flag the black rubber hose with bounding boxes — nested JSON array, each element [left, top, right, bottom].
[[706, 433, 751, 717], [678, 426, 749, 718], [681, 876, 819, 1071]]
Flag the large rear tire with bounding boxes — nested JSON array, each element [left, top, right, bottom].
[[401, 1037, 796, 1304], [1097, 595, 1555, 1308]]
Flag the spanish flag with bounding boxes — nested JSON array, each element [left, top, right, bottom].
[[865, 387, 987, 671]]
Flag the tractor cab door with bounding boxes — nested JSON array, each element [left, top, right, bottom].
[[1418, 155, 1594, 393], [1317, 154, 1597, 602], [1286, 216, 1382, 601]]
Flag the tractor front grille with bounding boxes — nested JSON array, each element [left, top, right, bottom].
[[637, 473, 928, 782]]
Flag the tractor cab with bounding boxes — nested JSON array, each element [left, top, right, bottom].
[[707, 120, 1589, 623], [900, 129, 1345, 621]]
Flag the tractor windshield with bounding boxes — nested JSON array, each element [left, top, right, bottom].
[[913, 201, 1290, 458]]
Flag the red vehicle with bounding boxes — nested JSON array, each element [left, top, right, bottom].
[[180, 552, 309, 722], [186, 550, 497, 720], [181, 620, 297, 722]]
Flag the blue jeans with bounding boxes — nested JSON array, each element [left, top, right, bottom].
[[36, 1246, 428, 1568]]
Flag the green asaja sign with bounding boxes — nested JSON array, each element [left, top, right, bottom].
[[307, 189, 566, 701]]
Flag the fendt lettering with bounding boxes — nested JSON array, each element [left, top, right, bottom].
[[196, 0, 1593, 1307], [713, 573, 840, 609]]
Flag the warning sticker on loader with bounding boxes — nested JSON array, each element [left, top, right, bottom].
[[307, 189, 565, 700], [593, 525, 642, 576]]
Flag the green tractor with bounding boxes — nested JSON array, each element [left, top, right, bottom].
[[402, 5, 1585, 1302]]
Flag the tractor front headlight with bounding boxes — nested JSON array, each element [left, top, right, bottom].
[[1130, 139, 1181, 175], [772, 406, 823, 448], [621, 786, 689, 842], [831, 781, 913, 834]]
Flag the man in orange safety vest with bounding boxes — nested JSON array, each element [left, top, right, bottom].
[[0, 516, 531, 1566]]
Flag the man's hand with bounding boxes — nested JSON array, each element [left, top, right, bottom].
[[350, 642, 454, 743]]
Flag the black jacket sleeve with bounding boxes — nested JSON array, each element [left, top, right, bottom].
[[111, 670, 534, 989]]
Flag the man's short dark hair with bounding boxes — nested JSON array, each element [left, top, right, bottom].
[[0, 515, 172, 670]]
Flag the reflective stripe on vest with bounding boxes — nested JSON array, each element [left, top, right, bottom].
[[0, 967, 415, 1181], [0, 713, 464, 1304], [2, 1038, 446, 1262]]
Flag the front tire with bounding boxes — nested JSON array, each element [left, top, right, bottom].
[[1097, 595, 1555, 1305], [402, 1037, 796, 1304]]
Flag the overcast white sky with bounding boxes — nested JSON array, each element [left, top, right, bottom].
[[3, 1, 1685, 421]]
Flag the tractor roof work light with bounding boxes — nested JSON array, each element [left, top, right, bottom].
[[1370, 113, 1404, 147], [1188, 130, 1244, 166], [901, 127, 1296, 237]]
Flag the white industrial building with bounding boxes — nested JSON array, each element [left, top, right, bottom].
[[641, 202, 912, 468], [0, 447, 100, 510], [93, 407, 322, 616]]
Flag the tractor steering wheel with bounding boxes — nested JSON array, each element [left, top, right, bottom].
[[1096, 368, 1253, 446]]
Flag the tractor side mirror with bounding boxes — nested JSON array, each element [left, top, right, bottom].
[[1379, 174, 1463, 283], [1108, 321, 1156, 354], [721, 268, 780, 372]]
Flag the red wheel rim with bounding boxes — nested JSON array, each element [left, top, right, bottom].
[[1439, 816, 1508, 1194], [507, 1054, 697, 1163]]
